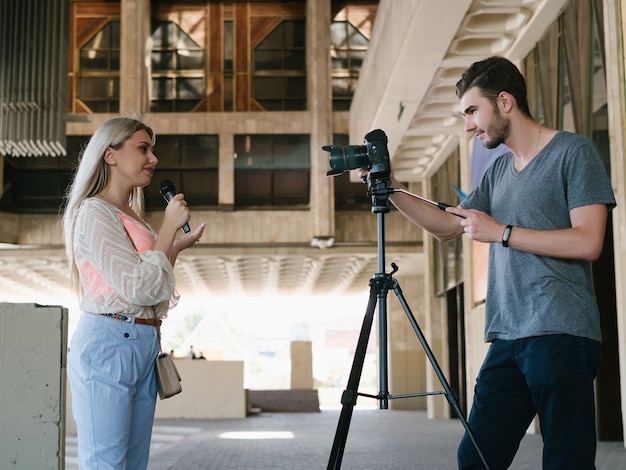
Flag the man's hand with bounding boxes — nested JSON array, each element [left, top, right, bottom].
[[445, 206, 503, 243]]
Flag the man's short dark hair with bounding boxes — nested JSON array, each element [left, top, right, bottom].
[[455, 56, 533, 119]]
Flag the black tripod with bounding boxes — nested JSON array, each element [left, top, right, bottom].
[[327, 176, 490, 470]]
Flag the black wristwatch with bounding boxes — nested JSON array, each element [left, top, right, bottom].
[[502, 224, 513, 248]]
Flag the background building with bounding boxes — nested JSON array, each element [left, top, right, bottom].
[[0, 0, 624, 445]]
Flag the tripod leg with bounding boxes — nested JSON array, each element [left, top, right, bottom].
[[327, 277, 383, 470], [391, 279, 491, 470]]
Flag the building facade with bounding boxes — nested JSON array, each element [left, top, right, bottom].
[[0, 0, 624, 446]]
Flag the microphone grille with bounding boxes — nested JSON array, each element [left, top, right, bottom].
[[159, 179, 175, 195]]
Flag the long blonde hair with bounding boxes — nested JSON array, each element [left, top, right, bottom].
[[62, 117, 155, 293]]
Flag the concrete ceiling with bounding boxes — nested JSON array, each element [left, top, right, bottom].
[[351, 0, 569, 183], [0, 245, 424, 306], [0, 0, 570, 306]]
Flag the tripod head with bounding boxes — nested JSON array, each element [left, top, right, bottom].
[[366, 174, 394, 214]]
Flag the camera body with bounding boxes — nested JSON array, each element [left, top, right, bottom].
[[323, 129, 390, 179]]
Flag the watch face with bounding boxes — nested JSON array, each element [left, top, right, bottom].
[[502, 225, 512, 246]]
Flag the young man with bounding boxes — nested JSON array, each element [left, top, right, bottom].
[[385, 57, 615, 469]]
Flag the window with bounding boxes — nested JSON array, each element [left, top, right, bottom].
[[234, 135, 310, 207], [150, 20, 206, 112], [0, 137, 81, 213], [330, 19, 370, 111], [253, 20, 306, 111], [144, 135, 219, 209], [78, 21, 120, 113]]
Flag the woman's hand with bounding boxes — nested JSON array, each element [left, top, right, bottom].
[[163, 193, 190, 232], [169, 222, 206, 265], [174, 222, 206, 253]]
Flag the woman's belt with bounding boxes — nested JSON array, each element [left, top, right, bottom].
[[94, 312, 162, 327]]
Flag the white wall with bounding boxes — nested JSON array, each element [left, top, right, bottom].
[[0, 303, 68, 470], [65, 359, 246, 435]]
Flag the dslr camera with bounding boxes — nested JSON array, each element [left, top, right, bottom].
[[323, 129, 390, 179]]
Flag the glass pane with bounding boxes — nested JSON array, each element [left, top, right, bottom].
[[174, 101, 198, 112], [110, 50, 120, 70], [346, 23, 369, 49], [332, 77, 351, 96], [273, 170, 309, 202], [332, 98, 351, 111], [286, 77, 306, 97], [257, 99, 282, 111], [285, 99, 306, 111], [224, 21, 233, 71], [258, 26, 284, 50], [151, 101, 172, 112], [350, 50, 366, 69], [255, 50, 283, 70], [84, 29, 110, 49], [175, 24, 201, 49], [80, 50, 110, 71], [177, 78, 204, 99], [332, 51, 349, 70], [253, 77, 278, 99], [152, 21, 174, 48], [288, 20, 305, 48], [182, 170, 219, 203], [284, 50, 305, 70], [181, 135, 219, 167], [235, 135, 270, 169], [152, 78, 175, 99], [235, 170, 273, 203], [84, 100, 110, 113], [109, 21, 121, 48], [330, 22, 348, 48], [153, 136, 180, 167], [111, 78, 120, 99], [152, 51, 174, 71], [177, 50, 204, 70], [80, 77, 109, 99]]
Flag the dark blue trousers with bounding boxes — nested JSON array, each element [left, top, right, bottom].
[[457, 335, 601, 470]]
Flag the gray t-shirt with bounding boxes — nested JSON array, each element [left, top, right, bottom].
[[461, 131, 616, 342]]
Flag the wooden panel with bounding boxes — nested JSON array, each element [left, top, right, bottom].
[[208, 73, 223, 111], [235, 73, 249, 111], [208, 3, 223, 72], [249, 2, 305, 17], [76, 17, 111, 47], [234, 2, 249, 73], [208, 3, 223, 110], [74, 2, 119, 16], [250, 16, 282, 48]]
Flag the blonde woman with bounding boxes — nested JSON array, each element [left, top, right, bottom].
[[62, 117, 205, 469]]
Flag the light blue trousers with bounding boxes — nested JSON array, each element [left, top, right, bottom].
[[68, 313, 160, 470]]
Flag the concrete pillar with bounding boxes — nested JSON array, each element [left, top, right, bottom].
[[291, 340, 314, 389], [120, 0, 150, 114], [306, 0, 335, 242], [602, 0, 626, 441], [388, 275, 428, 411], [0, 303, 68, 469], [219, 132, 235, 208]]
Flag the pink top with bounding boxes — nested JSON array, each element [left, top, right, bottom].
[[73, 197, 177, 319]]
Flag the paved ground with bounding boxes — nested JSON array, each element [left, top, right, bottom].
[[66, 408, 626, 469]]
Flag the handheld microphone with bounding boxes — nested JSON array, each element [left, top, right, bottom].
[[159, 179, 191, 233]]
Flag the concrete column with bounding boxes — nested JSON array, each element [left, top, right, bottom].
[[120, 0, 150, 114], [388, 275, 428, 411], [306, 0, 334, 242], [602, 0, 626, 441], [219, 133, 235, 208], [0, 303, 68, 470], [291, 340, 314, 389]]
